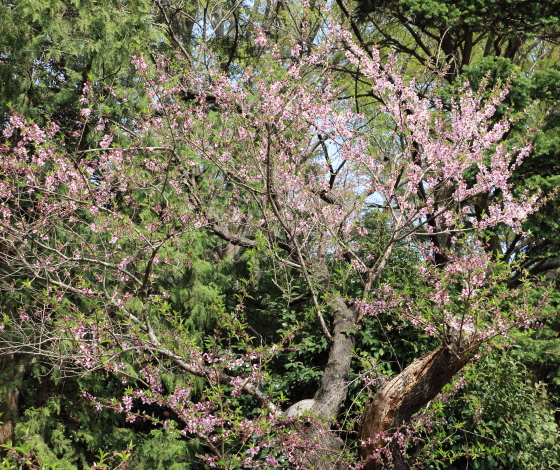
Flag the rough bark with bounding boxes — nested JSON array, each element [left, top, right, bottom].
[[312, 297, 357, 418], [0, 354, 25, 447], [287, 297, 358, 470], [294, 423, 347, 470], [285, 401, 347, 469], [359, 347, 472, 470]]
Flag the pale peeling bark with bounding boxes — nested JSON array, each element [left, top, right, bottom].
[[359, 347, 472, 470]]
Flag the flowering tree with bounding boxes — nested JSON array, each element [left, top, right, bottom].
[[0, 16, 545, 470]]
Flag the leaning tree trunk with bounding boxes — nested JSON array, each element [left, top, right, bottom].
[[359, 345, 472, 470]]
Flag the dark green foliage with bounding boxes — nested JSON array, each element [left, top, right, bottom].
[[421, 350, 560, 469], [356, 0, 560, 35], [0, 360, 203, 469], [0, 0, 160, 130]]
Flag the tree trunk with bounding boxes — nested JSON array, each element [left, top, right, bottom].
[[289, 297, 358, 469], [312, 297, 357, 418], [359, 347, 471, 470], [293, 423, 347, 470], [0, 354, 25, 446]]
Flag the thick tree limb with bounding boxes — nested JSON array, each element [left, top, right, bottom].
[[359, 346, 473, 470]]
